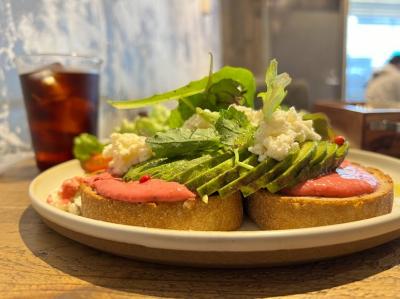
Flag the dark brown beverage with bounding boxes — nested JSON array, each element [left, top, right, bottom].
[[19, 64, 99, 170]]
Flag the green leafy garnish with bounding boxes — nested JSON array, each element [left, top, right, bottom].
[[73, 133, 104, 162], [215, 107, 255, 149], [117, 105, 170, 137], [108, 66, 256, 110], [258, 59, 292, 120], [146, 128, 221, 158]]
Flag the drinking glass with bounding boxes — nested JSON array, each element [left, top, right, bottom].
[[15, 54, 102, 171]]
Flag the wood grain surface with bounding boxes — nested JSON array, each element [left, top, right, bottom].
[[1, 158, 400, 298]]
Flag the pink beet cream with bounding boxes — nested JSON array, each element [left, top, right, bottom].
[[283, 161, 378, 197], [84, 172, 196, 203]]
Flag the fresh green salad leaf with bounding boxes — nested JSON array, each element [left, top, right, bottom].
[[258, 59, 292, 120], [108, 66, 256, 111], [167, 94, 204, 128], [209, 67, 255, 108], [146, 128, 221, 158], [73, 133, 104, 162], [215, 107, 255, 149], [108, 77, 208, 109], [117, 104, 170, 136]]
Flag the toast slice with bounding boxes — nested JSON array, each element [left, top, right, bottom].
[[247, 167, 394, 230], [80, 184, 243, 231]]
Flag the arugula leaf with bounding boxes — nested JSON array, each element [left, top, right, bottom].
[[73, 133, 104, 162], [258, 59, 292, 120], [108, 77, 208, 109], [215, 107, 255, 149], [146, 128, 221, 158], [108, 66, 256, 110]]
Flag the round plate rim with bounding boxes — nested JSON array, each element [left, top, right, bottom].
[[29, 149, 400, 252]]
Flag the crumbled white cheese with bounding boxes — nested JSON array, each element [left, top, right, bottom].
[[47, 191, 82, 215], [102, 133, 153, 175], [249, 107, 321, 161], [182, 109, 219, 130], [230, 104, 263, 126]]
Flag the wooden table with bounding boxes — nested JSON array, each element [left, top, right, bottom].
[[1, 158, 400, 298]]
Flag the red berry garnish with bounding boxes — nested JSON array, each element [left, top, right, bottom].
[[139, 175, 151, 183], [334, 135, 345, 146]]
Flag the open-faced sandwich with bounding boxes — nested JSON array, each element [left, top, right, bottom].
[[48, 59, 394, 231]]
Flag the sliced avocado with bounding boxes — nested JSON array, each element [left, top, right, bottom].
[[196, 154, 258, 197], [309, 141, 327, 166], [123, 157, 169, 181], [266, 141, 317, 193], [186, 150, 251, 190], [157, 155, 211, 182], [303, 113, 335, 140], [161, 154, 214, 181], [218, 157, 276, 198], [333, 141, 349, 168], [177, 151, 233, 183], [240, 149, 299, 198], [312, 142, 338, 174], [147, 159, 191, 179], [285, 142, 339, 188]]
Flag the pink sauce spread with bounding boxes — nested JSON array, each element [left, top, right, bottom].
[[47, 176, 82, 204], [84, 172, 196, 203], [283, 161, 378, 197]]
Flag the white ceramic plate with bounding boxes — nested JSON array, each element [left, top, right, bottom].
[[29, 149, 400, 267]]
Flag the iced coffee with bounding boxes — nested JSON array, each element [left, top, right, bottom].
[[16, 55, 101, 170]]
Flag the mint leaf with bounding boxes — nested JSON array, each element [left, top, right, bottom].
[[73, 133, 104, 162], [258, 59, 292, 120], [146, 128, 221, 158], [108, 66, 256, 110], [215, 107, 255, 149]]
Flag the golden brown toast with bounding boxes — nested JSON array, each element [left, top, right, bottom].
[[80, 184, 243, 231], [247, 166, 394, 230]]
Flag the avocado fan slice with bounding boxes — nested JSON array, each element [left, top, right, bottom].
[[240, 148, 300, 198], [185, 150, 251, 190], [218, 157, 276, 198], [159, 154, 215, 181], [196, 154, 258, 198], [176, 151, 234, 184], [123, 157, 169, 181], [265, 141, 317, 193], [285, 141, 339, 189], [333, 141, 349, 168], [144, 159, 191, 179]]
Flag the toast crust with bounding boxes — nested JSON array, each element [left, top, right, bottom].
[[80, 184, 243, 231], [247, 167, 394, 230]]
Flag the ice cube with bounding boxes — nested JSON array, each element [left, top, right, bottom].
[[28, 63, 70, 104]]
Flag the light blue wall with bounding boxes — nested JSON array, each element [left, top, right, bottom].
[[0, 0, 221, 165]]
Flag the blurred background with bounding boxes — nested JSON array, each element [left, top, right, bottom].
[[1, 0, 400, 168]]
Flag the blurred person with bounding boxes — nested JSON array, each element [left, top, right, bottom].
[[365, 55, 400, 108]]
